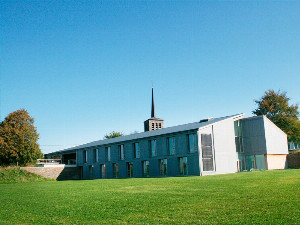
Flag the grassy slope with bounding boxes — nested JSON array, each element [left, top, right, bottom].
[[0, 167, 49, 184], [0, 169, 299, 224]]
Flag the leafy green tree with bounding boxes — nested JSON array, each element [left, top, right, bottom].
[[104, 131, 124, 139], [0, 109, 43, 166], [253, 90, 300, 142]]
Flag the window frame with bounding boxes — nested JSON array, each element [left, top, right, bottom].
[[119, 144, 125, 160], [105, 147, 111, 162], [149, 139, 157, 157], [133, 142, 140, 159], [168, 137, 176, 155], [113, 163, 119, 178]]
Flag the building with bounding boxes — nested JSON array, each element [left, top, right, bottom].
[[46, 89, 288, 179]]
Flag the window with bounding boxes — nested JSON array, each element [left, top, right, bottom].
[[159, 123, 162, 128], [159, 159, 167, 176], [119, 144, 125, 160], [234, 120, 244, 153], [89, 165, 93, 179], [168, 137, 176, 155], [188, 134, 197, 153], [105, 147, 111, 162], [179, 157, 188, 175], [100, 164, 106, 178], [235, 137, 244, 153], [113, 163, 119, 178], [133, 142, 140, 158], [142, 160, 150, 177], [127, 162, 133, 177], [94, 149, 98, 163], [149, 140, 157, 157], [201, 134, 214, 171], [83, 150, 87, 163]]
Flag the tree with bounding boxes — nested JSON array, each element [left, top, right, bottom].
[[253, 90, 300, 142], [104, 131, 124, 139], [0, 109, 43, 166]]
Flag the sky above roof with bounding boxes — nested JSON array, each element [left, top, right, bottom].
[[1, 1, 299, 154]]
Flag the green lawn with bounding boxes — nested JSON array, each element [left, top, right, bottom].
[[0, 169, 299, 224]]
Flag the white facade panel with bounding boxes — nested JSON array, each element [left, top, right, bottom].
[[198, 116, 242, 175], [263, 116, 288, 155]]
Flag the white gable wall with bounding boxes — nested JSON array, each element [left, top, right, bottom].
[[212, 117, 238, 174], [198, 117, 240, 175], [263, 116, 288, 155]]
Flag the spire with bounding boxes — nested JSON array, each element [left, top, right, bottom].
[[151, 87, 156, 118]]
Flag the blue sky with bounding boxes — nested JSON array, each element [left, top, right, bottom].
[[1, 1, 299, 154]]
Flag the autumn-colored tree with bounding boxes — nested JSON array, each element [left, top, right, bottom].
[[104, 131, 124, 139], [0, 109, 43, 166], [253, 90, 300, 142]]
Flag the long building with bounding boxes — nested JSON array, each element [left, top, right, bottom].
[[46, 89, 288, 179]]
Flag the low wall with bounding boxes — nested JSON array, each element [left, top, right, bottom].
[[287, 152, 300, 169], [20, 166, 81, 180]]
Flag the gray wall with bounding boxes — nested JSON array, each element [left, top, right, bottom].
[[76, 130, 200, 179], [241, 116, 267, 155]]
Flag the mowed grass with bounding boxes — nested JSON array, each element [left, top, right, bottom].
[[0, 169, 299, 224]]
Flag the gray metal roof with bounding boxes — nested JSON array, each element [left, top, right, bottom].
[[48, 113, 243, 155]]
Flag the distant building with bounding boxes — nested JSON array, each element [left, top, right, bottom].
[[46, 89, 288, 179]]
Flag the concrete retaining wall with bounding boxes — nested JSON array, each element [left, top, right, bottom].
[[20, 166, 81, 180]]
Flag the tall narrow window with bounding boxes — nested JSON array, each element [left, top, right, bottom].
[[179, 157, 188, 175], [149, 140, 157, 157], [127, 162, 133, 177], [159, 159, 167, 176], [113, 163, 119, 178], [119, 144, 125, 160], [201, 134, 214, 171], [133, 142, 140, 158], [142, 160, 150, 177], [188, 134, 197, 153], [100, 164, 106, 178], [89, 165, 93, 179], [168, 137, 176, 155], [83, 150, 87, 163], [234, 120, 244, 153], [105, 147, 111, 162], [94, 149, 98, 163]]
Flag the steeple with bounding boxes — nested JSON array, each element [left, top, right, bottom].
[[151, 87, 156, 118], [144, 87, 164, 132]]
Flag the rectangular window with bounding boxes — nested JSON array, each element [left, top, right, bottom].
[[94, 149, 98, 163], [105, 147, 111, 162], [234, 120, 244, 153], [83, 150, 87, 163], [142, 160, 150, 177], [159, 159, 167, 176], [113, 163, 119, 178], [201, 134, 214, 171], [127, 162, 133, 177], [100, 164, 106, 178], [89, 165, 93, 179], [235, 137, 244, 153], [168, 137, 176, 155], [149, 140, 157, 157], [179, 157, 188, 175], [133, 142, 140, 158], [119, 144, 125, 160], [188, 134, 197, 153]]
